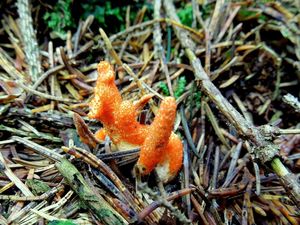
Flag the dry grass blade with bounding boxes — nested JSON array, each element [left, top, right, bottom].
[[0, 152, 33, 196], [0, 184, 63, 201], [100, 28, 123, 67], [204, 102, 230, 149], [11, 136, 62, 161], [138, 187, 195, 222]]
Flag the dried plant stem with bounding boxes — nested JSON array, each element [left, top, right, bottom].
[[122, 64, 147, 96], [16, 80, 76, 102], [180, 106, 200, 158], [204, 102, 230, 149], [271, 158, 289, 177], [138, 187, 194, 222], [163, 0, 300, 207], [109, 18, 201, 42], [0, 152, 33, 197], [100, 28, 123, 67], [0, 47, 25, 80], [17, 0, 42, 82], [8, 201, 46, 223], [153, 0, 174, 96], [0, 185, 63, 201], [208, 0, 225, 41], [32, 65, 64, 90], [138, 183, 192, 224], [153, 0, 162, 59], [12, 136, 62, 161]]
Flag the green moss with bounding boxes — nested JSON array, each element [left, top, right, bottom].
[[194, 90, 202, 109], [81, 1, 153, 33], [177, 4, 193, 27], [82, 2, 123, 27], [43, 0, 75, 39], [159, 82, 170, 96], [174, 76, 187, 99], [48, 220, 77, 225], [26, 179, 50, 195]]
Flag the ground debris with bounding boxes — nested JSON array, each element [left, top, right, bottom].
[[0, 0, 300, 224]]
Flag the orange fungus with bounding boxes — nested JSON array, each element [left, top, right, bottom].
[[88, 61, 183, 182]]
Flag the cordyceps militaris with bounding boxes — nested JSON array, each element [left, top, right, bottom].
[[88, 61, 183, 182]]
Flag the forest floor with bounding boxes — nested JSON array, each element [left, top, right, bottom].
[[0, 0, 300, 224]]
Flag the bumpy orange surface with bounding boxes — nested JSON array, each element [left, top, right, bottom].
[[88, 61, 183, 182]]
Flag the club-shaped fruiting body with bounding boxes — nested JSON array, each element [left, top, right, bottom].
[[88, 61, 183, 182]]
